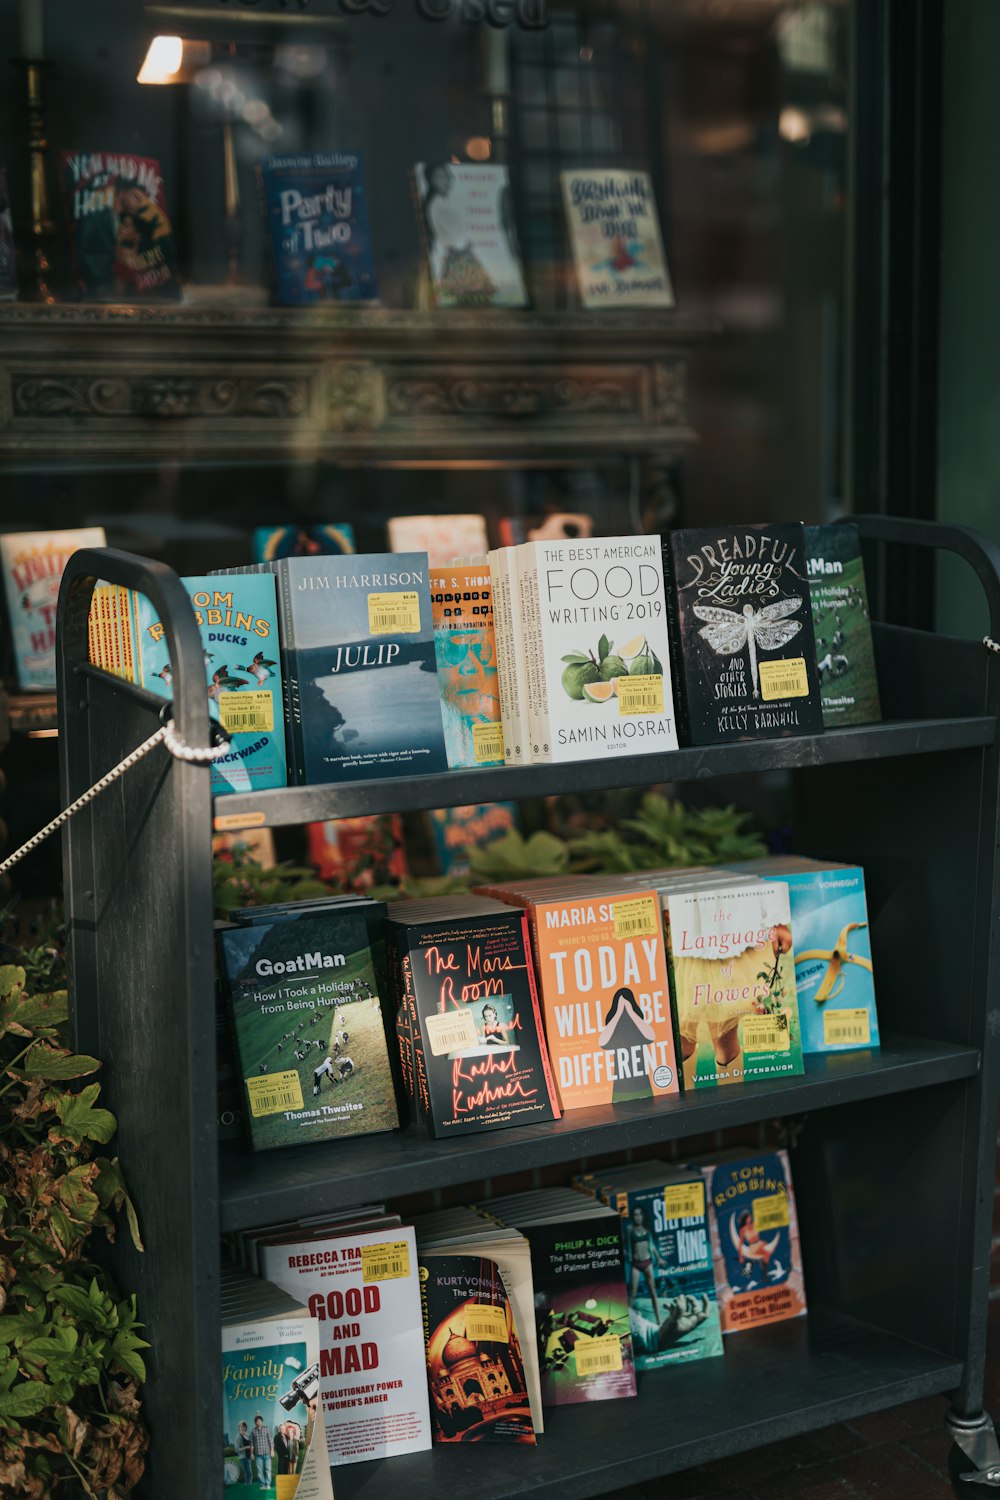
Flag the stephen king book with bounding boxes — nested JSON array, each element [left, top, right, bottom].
[[272, 553, 447, 786], [0, 528, 107, 690], [664, 878, 804, 1089], [430, 562, 503, 769], [664, 524, 824, 744], [217, 909, 399, 1151], [414, 163, 527, 308], [258, 152, 377, 304], [254, 524, 356, 563], [691, 1148, 807, 1334], [805, 523, 882, 727], [419, 1253, 536, 1443], [531, 889, 681, 1112], [61, 152, 179, 299], [561, 169, 674, 309]]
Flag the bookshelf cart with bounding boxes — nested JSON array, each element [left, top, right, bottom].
[[57, 516, 1000, 1500]]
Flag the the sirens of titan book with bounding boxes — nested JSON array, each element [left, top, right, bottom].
[[804, 522, 882, 727], [663, 523, 825, 744], [419, 1254, 536, 1444], [430, 562, 504, 769], [0, 528, 106, 690], [258, 152, 377, 304], [530, 889, 681, 1112], [664, 879, 804, 1090], [61, 152, 180, 299], [694, 1148, 807, 1334], [217, 909, 399, 1152]]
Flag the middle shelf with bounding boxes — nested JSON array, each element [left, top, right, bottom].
[[218, 1033, 979, 1230]]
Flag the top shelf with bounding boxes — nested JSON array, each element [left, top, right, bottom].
[[212, 714, 995, 830]]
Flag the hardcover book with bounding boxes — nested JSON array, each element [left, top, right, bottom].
[[692, 1148, 807, 1334], [388, 514, 489, 565], [804, 523, 882, 726], [664, 523, 825, 744], [258, 152, 377, 304], [519, 535, 679, 762], [61, 152, 180, 299], [0, 528, 107, 690], [663, 879, 804, 1089], [414, 163, 527, 308], [133, 573, 288, 796], [259, 1224, 433, 1465], [561, 169, 674, 309], [419, 1253, 536, 1443], [0, 168, 16, 300], [254, 525, 356, 564], [273, 553, 447, 785], [430, 562, 503, 769], [530, 888, 681, 1112], [217, 908, 399, 1151]]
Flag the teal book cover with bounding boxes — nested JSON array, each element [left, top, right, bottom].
[[782, 866, 879, 1054], [429, 562, 503, 770], [222, 1313, 331, 1498], [134, 573, 287, 796], [805, 523, 881, 727]]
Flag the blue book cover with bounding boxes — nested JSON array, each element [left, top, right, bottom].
[[696, 1148, 807, 1333], [275, 553, 448, 785], [253, 524, 356, 564], [258, 152, 377, 305], [134, 573, 287, 796]]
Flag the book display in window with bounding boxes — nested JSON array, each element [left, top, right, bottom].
[[561, 169, 674, 309], [61, 152, 180, 300], [414, 163, 528, 308], [1, 527, 107, 690], [258, 152, 377, 304]]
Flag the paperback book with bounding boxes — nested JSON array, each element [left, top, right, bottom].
[[254, 525, 356, 563], [430, 562, 503, 769], [1, 528, 107, 690], [414, 163, 527, 308], [561, 169, 674, 309], [663, 523, 825, 744], [258, 152, 377, 304], [217, 909, 399, 1151], [804, 523, 881, 726], [272, 553, 447, 785], [61, 151, 179, 299]]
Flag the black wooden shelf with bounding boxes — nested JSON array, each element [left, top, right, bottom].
[[218, 1033, 979, 1232], [333, 1308, 962, 1500], [211, 716, 997, 830]]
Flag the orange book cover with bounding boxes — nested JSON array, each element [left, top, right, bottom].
[[531, 889, 681, 1111]]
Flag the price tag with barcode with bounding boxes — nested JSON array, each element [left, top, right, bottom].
[[245, 1070, 304, 1119], [617, 673, 665, 717], [472, 721, 505, 763], [664, 1180, 706, 1221], [218, 690, 275, 735], [362, 1240, 411, 1283], [368, 591, 421, 636], [753, 1192, 790, 1231], [574, 1336, 623, 1376], [424, 1008, 479, 1057], [758, 657, 810, 701], [741, 1012, 791, 1053], [463, 1304, 508, 1342], [613, 894, 660, 941], [823, 1008, 871, 1046]]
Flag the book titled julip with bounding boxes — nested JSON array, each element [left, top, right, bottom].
[[273, 554, 447, 785], [61, 152, 179, 299], [258, 152, 377, 304], [561, 169, 674, 309], [430, 562, 504, 769], [0, 528, 107, 690], [805, 523, 881, 727], [217, 909, 399, 1151], [414, 163, 527, 308], [664, 523, 825, 744]]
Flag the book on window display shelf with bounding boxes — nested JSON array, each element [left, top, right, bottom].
[[61, 151, 180, 300], [561, 169, 674, 310], [258, 152, 378, 305], [804, 522, 882, 727], [253, 524, 356, 564], [387, 514, 489, 566], [1, 528, 107, 691], [413, 162, 528, 308]]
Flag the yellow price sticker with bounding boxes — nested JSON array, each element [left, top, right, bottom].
[[574, 1336, 623, 1376], [464, 1304, 509, 1343], [245, 1070, 304, 1119], [368, 591, 421, 636], [218, 690, 275, 735], [753, 1193, 790, 1232], [617, 673, 665, 717], [472, 722, 505, 763], [663, 1181, 706, 1222], [758, 657, 810, 701], [823, 1008, 871, 1046], [613, 894, 660, 941], [424, 1008, 480, 1057], [741, 1014, 791, 1053], [361, 1240, 411, 1283]]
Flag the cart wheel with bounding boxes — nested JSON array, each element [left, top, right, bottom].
[[949, 1424, 1000, 1496]]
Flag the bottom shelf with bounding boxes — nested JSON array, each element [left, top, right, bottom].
[[334, 1309, 962, 1500]]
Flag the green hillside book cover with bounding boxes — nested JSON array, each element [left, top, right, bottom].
[[804, 523, 881, 727]]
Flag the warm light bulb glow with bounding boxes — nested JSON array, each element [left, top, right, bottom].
[[466, 136, 492, 162], [138, 34, 185, 85]]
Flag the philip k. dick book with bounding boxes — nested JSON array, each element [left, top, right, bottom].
[[664, 523, 825, 744], [61, 151, 180, 299], [419, 1253, 536, 1443], [430, 562, 504, 769], [0, 528, 106, 690], [133, 573, 287, 796], [217, 909, 398, 1152], [272, 553, 447, 785], [258, 152, 377, 304], [804, 522, 882, 727]]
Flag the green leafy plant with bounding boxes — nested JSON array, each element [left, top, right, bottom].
[[0, 961, 149, 1498], [469, 830, 570, 885], [213, 844, 331, 915]]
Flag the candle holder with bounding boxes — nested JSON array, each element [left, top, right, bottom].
[[15, 57, 56, 303]]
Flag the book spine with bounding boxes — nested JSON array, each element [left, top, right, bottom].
[[273, 564, 304, 785], [520, 912, 561, 1119], [490, 548, 527, 766], [504, 546, 532, 765], [518, 543, 552, 763], [256, 163, 279, 306], [401, 955, 430, 1130], [410, 166, 436, 311], [660, 537, 691, 748]]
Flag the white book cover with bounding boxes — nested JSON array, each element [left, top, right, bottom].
[[526, 534, 678, 762], [387, 514, 488, 566], [222, 1312, 334, 1500], [561, 170, 674, 310], [260, 1226, 432, 1466], [0, 527, 106, 690], [414, 163, 528, 308], [489, 547, 530, 765]]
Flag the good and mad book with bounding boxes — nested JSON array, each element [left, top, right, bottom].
[[258, 152, 377, 305], [561, 169, 674, 309]]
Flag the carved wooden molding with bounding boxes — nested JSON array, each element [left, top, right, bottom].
[[324, 362, 385, 432], [386, 366, 643, 422]]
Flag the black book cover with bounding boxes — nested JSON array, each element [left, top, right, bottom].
[[664, 523, 824, 744], [389, 910, 560, 1138], [805, 523, 882, 726]]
